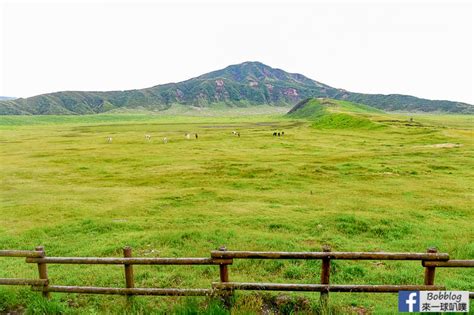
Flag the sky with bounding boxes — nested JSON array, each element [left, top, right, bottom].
[[1, 0, 473, 104]]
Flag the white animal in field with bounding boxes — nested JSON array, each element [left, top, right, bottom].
[[106, 136, 113, 143], [145, 134, 152, 141], [185, 133, 191, 139], [232, 131, 237, 135], [163, 137, 168, 144]]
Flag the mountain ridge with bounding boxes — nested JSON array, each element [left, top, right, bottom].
[[287, 98, 382, 129], [1, 61, 472, 115]]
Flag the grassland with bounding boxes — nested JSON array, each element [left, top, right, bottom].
[[0, 107, 473, 314]]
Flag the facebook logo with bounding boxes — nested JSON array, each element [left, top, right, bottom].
[[399, 291, 420, 312]]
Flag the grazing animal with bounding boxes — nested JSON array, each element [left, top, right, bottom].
[[232, 131, 237, 135], [163, 137, 168, 144], [278, 132, 280, 137], [281, 131, 284, 136], [273, 132, 277, 136], [145, 134, 151, 141], [237, 132, 240, 137], [195, 133, 198, 139], [106, 136, 113, 143]]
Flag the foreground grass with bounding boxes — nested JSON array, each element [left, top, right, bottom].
[[0, 112, 473, 314]]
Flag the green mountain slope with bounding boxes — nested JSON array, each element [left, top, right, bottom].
[[1, 61, 472, 115], [287, 98, 382, 129]]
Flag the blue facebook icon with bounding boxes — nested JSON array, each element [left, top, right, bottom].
[[399, 291, 420, 312]]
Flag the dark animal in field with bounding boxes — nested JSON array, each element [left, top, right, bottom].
[[195, 133, 198, 139], [237, 132, 240, 137], [278, 132, 280, 136], [281, 131, 284, 136], [273, 132, 277, 136]]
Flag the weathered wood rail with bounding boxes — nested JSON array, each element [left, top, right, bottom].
[[1, 246, 473, 308]]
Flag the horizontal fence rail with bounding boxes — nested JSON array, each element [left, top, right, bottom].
[[422, 260, 474, 267], [0, 250, 44, 258], [1, 246, 473, 309], [210, 250, 450, 260], [31, 286, 213, 296], [0, 278, 48, 286], [212, 283, 446, 292], [26, 257, 232, 265]]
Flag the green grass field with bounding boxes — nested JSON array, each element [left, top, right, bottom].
[[0, 107, 473, 314]]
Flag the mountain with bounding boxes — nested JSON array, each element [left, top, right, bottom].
[[0, 61, 472, 115], [0, 96, 16, 101]]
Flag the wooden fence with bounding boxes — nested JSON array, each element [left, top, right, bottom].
[[1, 245, 473, 308]]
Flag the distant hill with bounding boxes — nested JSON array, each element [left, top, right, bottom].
[[0, 96, 16, 101], [287, 98, 382, 129], [1, 61, 472, 115]]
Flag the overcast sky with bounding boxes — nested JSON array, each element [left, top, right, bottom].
[[1, 0, 472, 103]]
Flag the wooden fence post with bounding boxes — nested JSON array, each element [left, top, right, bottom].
[[424, 247, 437, 285], [35, 246, 50, 299], [320, 245, 331, 312], [123, 246, 134, 304], [218, 246, 232, 308]]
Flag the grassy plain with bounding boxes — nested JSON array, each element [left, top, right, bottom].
[[0, 108, 473, 314]]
